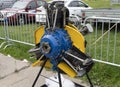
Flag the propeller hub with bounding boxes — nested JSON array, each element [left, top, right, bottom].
[[40, 28, 72, 60], [41, 42, 51, 54]]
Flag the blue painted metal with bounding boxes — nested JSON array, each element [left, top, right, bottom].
[[40, 28, 72, 70]]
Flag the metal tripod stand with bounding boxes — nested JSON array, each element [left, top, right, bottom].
[[31, 58, 93, 87], [32, 58, 62, 87]]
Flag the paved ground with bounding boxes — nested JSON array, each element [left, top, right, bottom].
[[0, 53, 89, 87]]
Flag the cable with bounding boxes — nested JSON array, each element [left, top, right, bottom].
[[40, 74, 59, 84]]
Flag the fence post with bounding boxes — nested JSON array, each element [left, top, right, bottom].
[[0, 12, 13, 49]]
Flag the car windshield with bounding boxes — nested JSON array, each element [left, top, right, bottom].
[[68, 1, 88, 7], [12, 1, 29, 9]]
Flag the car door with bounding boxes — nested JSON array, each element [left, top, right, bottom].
[[66, 1, 90, 16]]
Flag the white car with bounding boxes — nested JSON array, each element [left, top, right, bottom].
[[35, 0, 92, 24], [0, 0, 17, 10], [36, 5, 46, 24]]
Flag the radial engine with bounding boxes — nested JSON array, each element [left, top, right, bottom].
[[29, 1, 94, 87]]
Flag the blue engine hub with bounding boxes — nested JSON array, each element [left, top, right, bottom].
[[40, 28, 72, 59], [40, 28, 72, 70]]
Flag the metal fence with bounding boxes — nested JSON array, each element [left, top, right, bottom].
[[0, 11, 120, 67], [84, 16, 120, 67], [0, 11, 44, 48], [111, 0, 120, 5]]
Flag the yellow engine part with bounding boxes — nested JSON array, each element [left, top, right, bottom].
[[32, 60, 41, 67], [58, 62, 77, 78], [35, 25, 45, 45], [68, 23, 78, 30], [32, 59, 52, 68], [64, 25, 85, 53]]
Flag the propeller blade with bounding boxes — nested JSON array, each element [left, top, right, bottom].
[[35, 25, 45, 45], [64, 25, 85, 53]]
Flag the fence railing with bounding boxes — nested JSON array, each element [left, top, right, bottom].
[[84, 16, 120, 67], [0, 11, 120, 67], [111, 0, 120, 5], [0, 11, 44, 47], [0, 11, 82, 47]]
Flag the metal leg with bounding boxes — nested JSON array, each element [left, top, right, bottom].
[[40, 84, 48, 87], [57, 68, 62, 87], [32, 58, 48, 87], [85, 73, 93, 87]]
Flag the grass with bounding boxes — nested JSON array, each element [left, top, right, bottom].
[[88, 63, 120, 87], [0, 39, 35, 62], [83, 0, 120, 8]]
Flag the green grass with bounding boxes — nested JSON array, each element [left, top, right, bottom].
[[88, 63, 120, 87], [83, 0, 120, 8], [0, 39, 35, 62]]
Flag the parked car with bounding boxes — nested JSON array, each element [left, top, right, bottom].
[[0, 0, 46, 25], [35, 0, 92, 24], [0, 0, 17, 10]]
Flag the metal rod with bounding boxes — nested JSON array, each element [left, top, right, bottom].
[[65, 51, 84, 62], [53, 9, 58, 30], [63, 57, 78, 73], [32, 58, 48, 87], [57, 68, 62, 87], [46, 9, 50, 29], [85, 73, 93, 87], [93, 59, 120, 67], [40, 74, 59, 84]]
